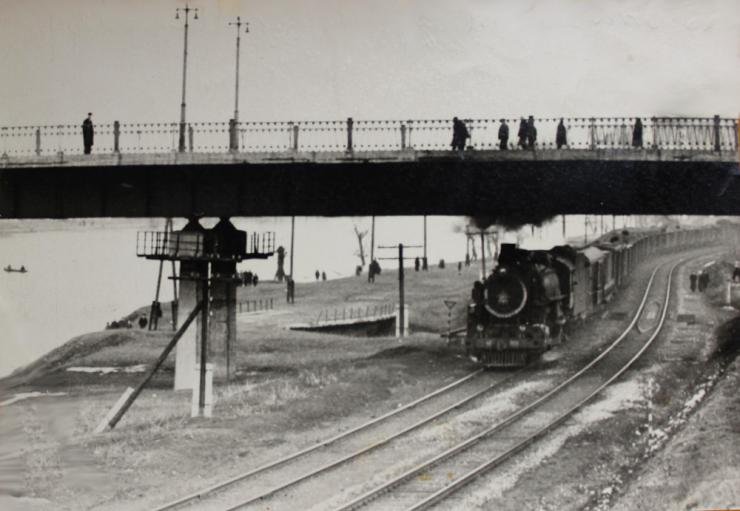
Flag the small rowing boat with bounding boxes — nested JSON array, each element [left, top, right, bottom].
[[4, 265, 27, 273]]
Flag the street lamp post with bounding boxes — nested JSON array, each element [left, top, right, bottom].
[[176, 5, 198, 153], [228, 17, 248, 124]]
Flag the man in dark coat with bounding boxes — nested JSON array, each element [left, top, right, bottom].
[[415, 257, 420, 272], [451, 117, 470, 151], [498, 119, 509, 150], [526, 115, 537, 149], [556, 118, 567, 149], [632, 118, 643, 148], [689, 272, 697, 292], [517, 118, 528, 148], [82, 112, 94, 154]]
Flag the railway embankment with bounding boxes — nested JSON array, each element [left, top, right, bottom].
[[0, 264, 479, 510], [451, 252, 740, 511], [2, 251, 739, 510]]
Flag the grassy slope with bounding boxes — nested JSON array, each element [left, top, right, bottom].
[[1, 262, 479, 390]]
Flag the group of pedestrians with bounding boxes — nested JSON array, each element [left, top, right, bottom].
[[451, 116, 645, 151], [689, 270, 710, 293]]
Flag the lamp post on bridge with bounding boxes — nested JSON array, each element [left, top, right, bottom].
[[228, 17, 248, 152], [175, 5, 198, 153], [228, 17, 248, 124]]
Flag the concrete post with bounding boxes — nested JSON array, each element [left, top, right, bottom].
[[395, 303, 409, 337], [713, 115, 721, 152], [210, 261, 236, 382], [191, 363, 213, 417], [113, 121, 120, 153], [292, 124, 299, 151], [35, 128, 41, 156], [400, 124, 407, 150], [188, 124, 194, 152], [346, 117, 353, 152], [175, 259, 207, 390]]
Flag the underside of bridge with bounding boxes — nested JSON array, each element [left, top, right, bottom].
[[1, 152, 739, 218]]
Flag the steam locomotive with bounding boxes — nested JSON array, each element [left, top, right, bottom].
[[465, 227, 720, 367]]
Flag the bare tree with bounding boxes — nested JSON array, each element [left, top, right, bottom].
[[353, 225, 368, 267]]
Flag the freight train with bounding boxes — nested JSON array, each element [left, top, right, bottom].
[[465, 226, 720, 367]]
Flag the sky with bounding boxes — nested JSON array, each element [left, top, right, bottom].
[[1, 0, 738, 127]]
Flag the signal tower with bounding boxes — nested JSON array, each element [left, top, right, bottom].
[[137, 217, 274, 415]]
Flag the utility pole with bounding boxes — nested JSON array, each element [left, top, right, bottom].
[[377, 243, 423, 338], [290, 216, 295, 278], [228, 16, 248, 124], [423, 215, 427, 264], [368, 216, 375, 283], [562, 215, 566, 239], [176, 4, 198, 153]]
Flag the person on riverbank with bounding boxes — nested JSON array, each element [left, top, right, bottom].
[[82, 113, 94, 154], [690, 272, 697, 292], [632, 118, 643, 148]]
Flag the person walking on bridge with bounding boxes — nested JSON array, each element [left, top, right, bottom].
[[82, 113, 94, 154], [451, 117, 470, 152], [526, 115, 537, 149], [556, 118, 567, 149], [498, 119, 509, 150], [517, 118, 528, 148], [632, 118, 643, 148]]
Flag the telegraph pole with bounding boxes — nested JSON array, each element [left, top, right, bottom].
[[290, 216, 295, 278], [176, 5, 198, 153], [228, 16, 248, 123]]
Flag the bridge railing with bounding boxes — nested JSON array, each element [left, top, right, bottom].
[[1, 116, 736, 157]]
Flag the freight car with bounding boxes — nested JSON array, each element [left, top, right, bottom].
[[465, 225, 720, 367]]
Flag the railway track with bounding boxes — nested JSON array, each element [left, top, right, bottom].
[[152, 251, 704, 511], [152, 366, 525, 510], [331, 256, 685, 511]]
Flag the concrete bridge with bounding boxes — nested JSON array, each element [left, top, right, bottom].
[[1, 116, 738, 218]]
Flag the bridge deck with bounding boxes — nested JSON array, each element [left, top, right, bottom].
[[1, 149, 738, 219]]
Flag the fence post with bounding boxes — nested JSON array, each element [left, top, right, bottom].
[[292, 124, 299, 151], [113, 121, 120, 153], [713, 115, 721, 152], [188, 124, 194, 152], [35, 128, 41, 156], [400, 123, 407, 150], [588, 118, 595, 150], [346, 117, 353, 152]]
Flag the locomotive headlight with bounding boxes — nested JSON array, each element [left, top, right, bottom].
[[519, 325, 526, 332]]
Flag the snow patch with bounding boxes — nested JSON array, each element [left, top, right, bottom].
[[0, 391, 67, 407], [572, 379, 646, 424], [66, 364, 147, 374]]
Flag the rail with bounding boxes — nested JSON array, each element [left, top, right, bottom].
[[1, 116, 737, 157]]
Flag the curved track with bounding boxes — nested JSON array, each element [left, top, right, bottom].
[[333, 257, 685, 511], [153, 367, 516, 510]]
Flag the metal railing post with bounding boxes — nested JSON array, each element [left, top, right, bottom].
[[346, 117, 353, 152], [188, 124, 194, 152], [400, 123, 407, 150], [113, 121, 120, 153], [35, 128, 41, 156], [588, 118, 595, 150], [713, 114, 721, 152], [293, 124, 299, 151], [229, 119, 237, 152]]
